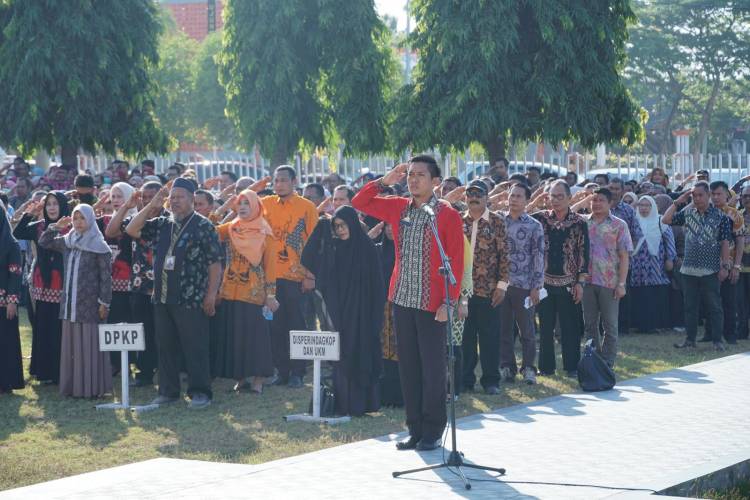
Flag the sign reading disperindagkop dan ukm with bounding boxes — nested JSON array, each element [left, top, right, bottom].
[[289, 331, 339, 361]]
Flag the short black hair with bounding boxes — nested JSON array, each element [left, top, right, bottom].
[[221, 171, 239, 182], [274, 165, 297, 180], [495, 157, 509, 167], [694, 180, 710, 193], [609, 177, 625, 188], [443, 176, 462, 187], [511, 183, 532, 200], [594, 187, 612, 202], [540, 172, 557, 181], [194, 189, 214, 205], [509, 173, 528, 185], [566, 171, 578, 181], [334, 184, 355, 201], [408, 155, 441, 179], [168, 163, 184, 174], [304, 182, 325, 199], [527, 166, 542, 174], [141, 159, 155, 168], [709, 180, 729, 193], [594, 173, 610, 184]]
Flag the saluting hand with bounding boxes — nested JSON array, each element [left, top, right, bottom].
[[381, 163, 408, 187]]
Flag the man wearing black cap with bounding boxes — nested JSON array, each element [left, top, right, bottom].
[[126, 178, 223, 409], [461, 179, 509, 395], [73, 174, 97, 206]]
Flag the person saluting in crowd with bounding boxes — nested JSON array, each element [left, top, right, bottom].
[[353, 156, 464, 452], [126, 178, 223, 409]]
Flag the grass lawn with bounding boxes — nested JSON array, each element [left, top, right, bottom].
[[1, 308, 747, 491]]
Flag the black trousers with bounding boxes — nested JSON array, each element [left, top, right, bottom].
[[704, 279, 737, 342], [153, 303, 211, 399], [738, 272, 750, 339], [270, 279, 308, 379], [130, 293, 158, 383], [461, 296, 501, 389], [393, 304, 447, 441], [537, 285, 581, 374], [683, 273, 723, 343]]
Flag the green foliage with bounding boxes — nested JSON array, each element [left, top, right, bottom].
[[0, 0, 169, 158], [625, 1, 750, 153], [219, 0, 398, 165], [393, 0, 645, 161]]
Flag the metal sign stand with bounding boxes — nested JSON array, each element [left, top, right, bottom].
[[95, 323, 158, 413], [284, 330, 350, 425]]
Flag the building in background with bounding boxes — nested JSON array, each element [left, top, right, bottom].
[[161, 0, 224, 41]]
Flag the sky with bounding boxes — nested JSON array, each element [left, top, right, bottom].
[[375, 0, 410, 31]]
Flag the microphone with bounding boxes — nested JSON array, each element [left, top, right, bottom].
[[422, 204, 435, 218]]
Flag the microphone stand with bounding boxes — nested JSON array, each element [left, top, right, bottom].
[[392, 204, 506, 490]]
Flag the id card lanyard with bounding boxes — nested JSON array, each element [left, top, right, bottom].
[[164, 212, 195, 271]]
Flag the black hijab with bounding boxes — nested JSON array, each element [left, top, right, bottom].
[[0, 200, 20, 292], [38, 191, 70, 286], [302, 206, 386, 385]]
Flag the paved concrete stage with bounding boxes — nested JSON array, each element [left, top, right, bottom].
[[3, 353, 749, 499]]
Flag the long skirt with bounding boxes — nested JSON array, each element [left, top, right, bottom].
[[630, 284, 670, 332], [0, 312, 24, 391], [380, 359, 403, 407], [59, 321, 112, 398], [333, 363, 380, 417], [214, 300, 274, 380], [28, 301, 62, 383]]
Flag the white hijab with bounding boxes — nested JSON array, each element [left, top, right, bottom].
[[634, 195, 665, 257], [111, 182, 137, 217]]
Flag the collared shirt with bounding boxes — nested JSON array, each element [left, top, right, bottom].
[[393, 196, 438, 308], [141, 212, 222, 308], [670, 205, 732, 277], [585, 213, 633, 289], [611, 201, 643, 247], [462, 208, 509, 297], [533, 209, 590, 287], [260, 193, 318, 282], [504, 212, 545, 290], [216, 223, 277, 305]]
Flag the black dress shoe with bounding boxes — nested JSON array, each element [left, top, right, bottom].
[[396, 436, 420, 451], [416, 438, 442, 451], [674, 339, 697, 348]]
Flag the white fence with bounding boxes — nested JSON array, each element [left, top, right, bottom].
[[75, 150, 750, 188]]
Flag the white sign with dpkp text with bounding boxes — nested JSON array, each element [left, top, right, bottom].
[[289, 331, 340, 361], [98, 323, 145, 352]]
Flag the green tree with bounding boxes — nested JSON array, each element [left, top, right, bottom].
[[153, 27, 199, 149], [220, 0, 397, 167], [626, 1, 750, 154], [392, 0, 645, 162], [191, 32, 237, 148], [0, 0, 168, 165]]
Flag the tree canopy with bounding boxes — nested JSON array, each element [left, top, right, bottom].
[[0, 0, 169, 164], [219, 0, 398, 166], [392, 0, 645, 162]]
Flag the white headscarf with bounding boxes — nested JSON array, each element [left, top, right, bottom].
[[64, 204, 111, 255], [634, 195, 665, 257], [111, 181, 137, 217]]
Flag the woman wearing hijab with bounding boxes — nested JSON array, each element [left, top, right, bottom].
[[655, 193, 685, 329], [302, 205, 386, 417], [629, 195, 677, 333], [40, 204, 113, 398], [376, 222, 402, 407], [98, 182, 136, 374], [0, 200, 24, 394], [215, 189, 279, 394], [13, 191, 70, 383]]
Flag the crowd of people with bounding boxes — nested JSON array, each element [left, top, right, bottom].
[[1, 155, 748, 448]]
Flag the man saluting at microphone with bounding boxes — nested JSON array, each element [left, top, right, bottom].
[[353, 156, 464, 452]]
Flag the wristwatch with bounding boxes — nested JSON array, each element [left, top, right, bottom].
[[576, 280, 586, 288], [733, 264, 741, 271], [721, 263, 732, 271]]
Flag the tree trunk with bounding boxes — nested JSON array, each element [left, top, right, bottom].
[[271, 143, 290, 169], [61, 145, 78, 169], [483, 135, 507, 164], [660, 87, 683, 154], [693, 79, 721, 155]]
